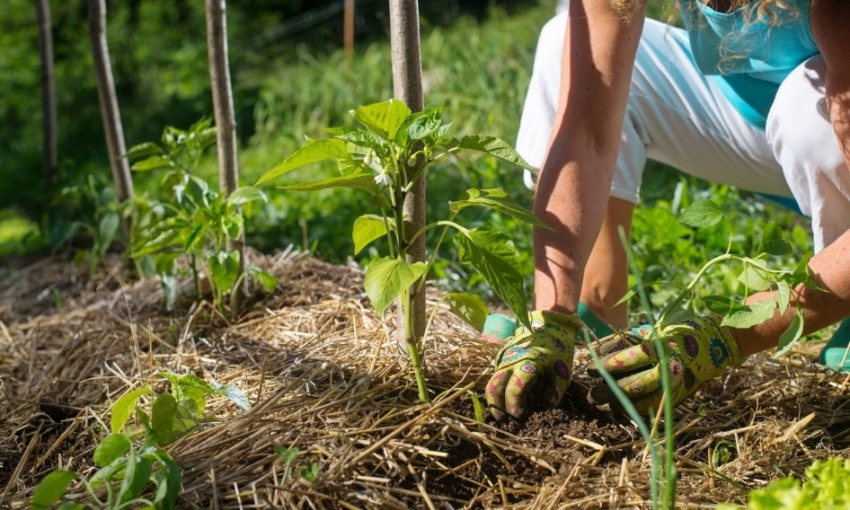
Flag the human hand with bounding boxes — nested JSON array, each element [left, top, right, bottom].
[[485, 310, 584, 421], [587, 316, 746, 414]]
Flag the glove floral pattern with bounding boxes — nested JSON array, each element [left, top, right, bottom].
[[486, 310, 584, 421], [588, 316, 746, 414]]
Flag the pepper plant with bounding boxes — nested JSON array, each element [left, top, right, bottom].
[[128, 120, 276, 317], [258, 99, 544, 401]]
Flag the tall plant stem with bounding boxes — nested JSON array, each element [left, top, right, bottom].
[[401, 289, 430, 403]]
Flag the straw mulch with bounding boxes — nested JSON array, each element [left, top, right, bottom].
[[1, 250, 849, 509]]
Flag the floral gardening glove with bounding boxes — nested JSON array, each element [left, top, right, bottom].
[[486, 310, 584, 421], [587, 316, 746, 414]]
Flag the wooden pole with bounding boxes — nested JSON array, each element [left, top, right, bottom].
[[87, 0, 134, 203], [205, 0, 246, 307], [35, 0, 57, 188], [389, 1, 426, 356], [343, 0, 355, 59]]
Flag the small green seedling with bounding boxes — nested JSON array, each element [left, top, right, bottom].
[[258, 99, 543, 401], [128, 119, 276, 317]]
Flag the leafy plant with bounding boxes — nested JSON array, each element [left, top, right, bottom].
[[717, 457, 850, 510], [257, 99, 541, 402], [273, 446, 320, 483], [30, 373, 249, 509], [128, 119, 276, 316]]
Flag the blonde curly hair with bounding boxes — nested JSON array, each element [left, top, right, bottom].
[[609, 0, 799, 23]]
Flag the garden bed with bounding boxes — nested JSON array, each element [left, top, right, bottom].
[[1, 252, 848, 508]]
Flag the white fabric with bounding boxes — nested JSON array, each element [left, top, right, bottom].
[[516, 12, 850, 252]]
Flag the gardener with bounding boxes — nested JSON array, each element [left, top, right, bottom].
[[485, 0, 850, 421]]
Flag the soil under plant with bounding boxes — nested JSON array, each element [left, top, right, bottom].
[[1, 252, 849, 508]]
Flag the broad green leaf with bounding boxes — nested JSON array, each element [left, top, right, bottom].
[[454, 227, 530, 330], [183, 224, 206, 253], [403, 107, 444, 142], [151, 393, 179, 445], [162, 372, 212, 414], [279, 173, 379, 196], [450, 188, 549, 228], [249, 266, 278, 293], [118, 453, 152, 505], [703, 295, 734, 315], [760, 221, 793, 256], [774, 311, 804, 359], [56, 502, 86, 510], [721, 300, 776, 329], [257, 138, 350, 185], [352, 99, 411, 141], [111, 386, 153, 434], [125, 142, 164, 160], [451, 135, 534, 170], [93, 433, 132, 467], [300, 461, 320, 482], [146, 449, 181, 509], [738, 263, 772, 292], [352, 214, 392, 255], [679, 199, 725, 228], [209, 251, 241, 294], [31, 470, 77, 510], [97, 212, 120, 250], [443, 293, 489, 332], [132, 155, 173, 172], [777, 280, 792, 315], [215, 383, 251, 412], [89, 454, 127, 489], [363, 257, 427, 316], [226, 186, 267, 207], [324, 126, 388, 154]]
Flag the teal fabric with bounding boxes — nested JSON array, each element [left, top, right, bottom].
[[679, 0, 819, 129]]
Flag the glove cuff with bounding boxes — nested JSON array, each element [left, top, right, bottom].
[[528, 310, 584, 333]]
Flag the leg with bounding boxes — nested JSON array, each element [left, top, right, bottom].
[[767, 56, 850, 369]]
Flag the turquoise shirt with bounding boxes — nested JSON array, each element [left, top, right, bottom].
[[679, 0, 819, 129]]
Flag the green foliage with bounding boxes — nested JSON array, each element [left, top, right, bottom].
[[31, 372, 248, 509], [718, 458, 850, 510], [273, 446, 321, 483], [129, 120, 276, 315], [257, 99, 539, 401]]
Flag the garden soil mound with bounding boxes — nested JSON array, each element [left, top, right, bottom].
[[1, 251, 849, 509]]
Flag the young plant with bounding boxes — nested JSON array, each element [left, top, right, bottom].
[[257, 99, 543, 401], [128, 119, 276, 316]]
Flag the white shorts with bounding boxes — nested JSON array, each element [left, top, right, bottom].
[[516, 12, 850, 252]]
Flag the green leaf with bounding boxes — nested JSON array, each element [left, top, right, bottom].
[[249, 266, 278, 293], [679, 199, 725, 228], [31, 470, 77, 510], [226, 186, 267, 207], [183, 224, 206, 253], [777, 280, 792, 315], [93, 433, 132, 467], [300, 461, 320, 482], [146, 449, 181, 510], [151, 393, 179, 445], [443, 293, 489, 332], [111, 386, 153, 434], [256, 138, 350, 185], [274, 446, 300, 463], [324, 126, 388, 154], [721, 300, 776, 329], [738, 262, 772, 292], [97, 212, 120, 250], [451, 135, 534, 170], [209, 251, 241, 294], [760, 221, 793, 256], [352, 99, 411, 141], [363, 257, 427, 316], [118, 453, 152, 505], [215, 383, 252, 412], [450, 188, 549, 228], [403, 107, 444, 142], [702, 295, 734, 315], [468, 391, 486, 430], [352, 214, 392, 255], [774, 310, 804, 359], [125, 142, 164, 160], [454, 226, 530, 330], [132, 155, 174, 172], [278, 172, 379, 196]]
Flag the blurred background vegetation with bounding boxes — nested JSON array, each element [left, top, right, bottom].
[[0, 0, 809, 312]]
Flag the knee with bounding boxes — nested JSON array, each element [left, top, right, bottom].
[[768, 57, 845, 182]]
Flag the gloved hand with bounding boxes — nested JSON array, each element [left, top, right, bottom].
[[485, 310, 584, 421], [587, 316, 746, 414]]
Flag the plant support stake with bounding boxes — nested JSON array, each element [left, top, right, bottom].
[[36, 0, 57, 188], [206, 0, 246, 307]]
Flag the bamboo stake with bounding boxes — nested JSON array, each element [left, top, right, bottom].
[[35, 0, 57, 188]]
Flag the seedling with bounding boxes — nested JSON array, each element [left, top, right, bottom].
[[258, 99, 542, 402]]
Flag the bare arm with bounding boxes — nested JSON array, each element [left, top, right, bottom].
[[533, 0, 647, 313], [736, 0, 850, 355]]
